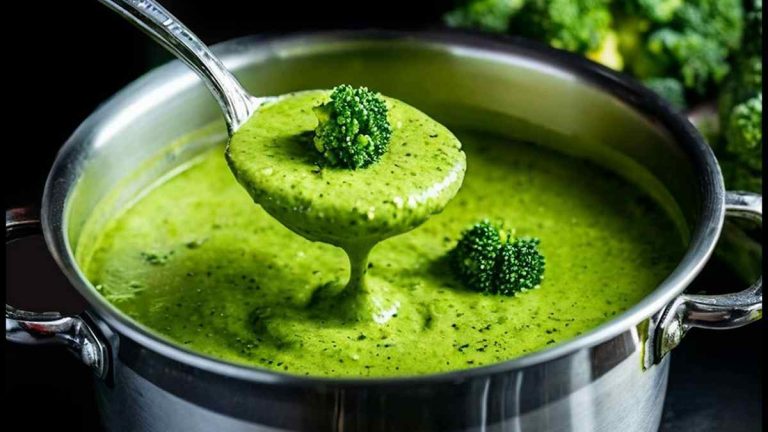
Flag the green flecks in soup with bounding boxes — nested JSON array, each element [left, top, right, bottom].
[[79, 132, 683, 377]]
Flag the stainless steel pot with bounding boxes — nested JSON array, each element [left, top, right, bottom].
[[5, 31, 762, 432]]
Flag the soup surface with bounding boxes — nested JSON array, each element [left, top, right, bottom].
[[78, 131, 683, 377]]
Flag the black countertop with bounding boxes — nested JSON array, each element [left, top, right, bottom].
[[660, 320, 763, 431]]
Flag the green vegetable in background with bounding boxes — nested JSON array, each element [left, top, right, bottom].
[[716, 0, 762, 193], [726, 94, 763, 170], [445, 0, 751, 101], [444, 0, 526, 32], [446, 0, 617, 59], [630, 0, 684, 22], [643, 77, 687, 109], [444, 0, 762, 193], [616, 0, 744, 95], [509, 0, 614, 54]]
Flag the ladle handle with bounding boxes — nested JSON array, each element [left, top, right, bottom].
[[99, 0, 257, 133]]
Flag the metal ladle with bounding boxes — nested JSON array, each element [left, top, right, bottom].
[[99, 0, 266, 135]]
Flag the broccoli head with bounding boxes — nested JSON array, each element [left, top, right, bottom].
[[492, 237, 546, 295], [443, 0, 525, 33], [643, 77, 687, 110], [445, 0, 615, 57], [628, 0, 684, 24], [714, 0, 762, 194], [450, 220, 545, 296], [618, 0, 745, 95], [717, 0, 762, 135], [645, 28, 732, 93], [313, 85, 392, 169], [449, 220, 502, 293], [676, 0, 744, 48], [725, 94, 763, 172], [719, 55, 763, 122], [510, 0, 613, 53]]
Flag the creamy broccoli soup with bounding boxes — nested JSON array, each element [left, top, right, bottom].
[[77, 129, 683, 377], [225, 90, 465, 315]]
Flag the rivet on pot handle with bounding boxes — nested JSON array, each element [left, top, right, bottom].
[[5, 207, 108, 379], [655, 191, 762, 363]]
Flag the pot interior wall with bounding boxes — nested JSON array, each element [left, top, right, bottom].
[[65, 35, 698, 280]]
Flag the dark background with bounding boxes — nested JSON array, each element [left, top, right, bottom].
[[4, 1, 763, 430], [5, 0, 447, 209]]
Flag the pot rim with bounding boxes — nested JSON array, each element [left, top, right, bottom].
[[41, 29, 725, 387]]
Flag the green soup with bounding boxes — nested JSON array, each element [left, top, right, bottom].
[[225, 91, 466, 312], [77, 130, 683, 377]]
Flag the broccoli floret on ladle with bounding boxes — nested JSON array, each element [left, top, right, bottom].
[[312, 85, 392, 169]]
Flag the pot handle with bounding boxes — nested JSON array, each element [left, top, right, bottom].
[[655, 191, 762, 362], [5, 207, 108, 379]]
